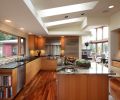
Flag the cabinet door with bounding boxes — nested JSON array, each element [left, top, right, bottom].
[[38, 37, 46, 50], [60, 37, 65, 50], [28, 35, 39, 50], [28, 35, 35, 50], [57, 74, 87, 100], [35, 36, 38, 50], [87, 75, 108, 100]]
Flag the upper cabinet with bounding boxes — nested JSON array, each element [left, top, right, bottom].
[[28, 35, 38, 50], [38, 37, 46, 50], [60, 36, 65, 50]]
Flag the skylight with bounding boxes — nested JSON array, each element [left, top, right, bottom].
[[45, 17, 85, 27], [38, 1, 98, 17]]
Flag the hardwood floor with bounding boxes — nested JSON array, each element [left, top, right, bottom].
[[14, 71, 57, 100]]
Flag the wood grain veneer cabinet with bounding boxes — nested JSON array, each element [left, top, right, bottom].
[[60, 36, 65, 50], [38, 37, 46, 50], [112, 61, 120, 68], [25, 58, 41, 85], [57, 74, 87, 100], [41, 58, 57, 71], [28, 35, 38, 50], [57, 74, 108, 100], [87, 74, 108, 100]]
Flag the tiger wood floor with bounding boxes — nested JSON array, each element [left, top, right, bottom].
[[14, 71, 57, 100]]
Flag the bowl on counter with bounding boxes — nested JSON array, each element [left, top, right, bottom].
[[75, 59, 91, 69]]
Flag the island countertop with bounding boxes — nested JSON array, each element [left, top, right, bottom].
[[57, 62, 109, 74]]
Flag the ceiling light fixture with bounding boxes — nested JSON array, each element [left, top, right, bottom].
[[45, 17, 85, 27], [81, 13, 85, 15], [20, 27, 24, 30], [5, 20, 12, 23], [38, 1, 98, 17], [108, 5, 114, 9]]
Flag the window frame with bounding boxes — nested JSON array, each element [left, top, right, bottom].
[[0, 30, 26, 57]]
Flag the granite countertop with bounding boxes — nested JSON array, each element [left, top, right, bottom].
[[57, 62, 109, 74], [0, 56, 40, 69]]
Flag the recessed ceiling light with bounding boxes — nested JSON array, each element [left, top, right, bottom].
[[5, 20, 12, 23], [108, 5, 114, 9], [45, 17, 85, 27], [65, 16, 69, 19], [81, 13, 85, 15], [20, 27, 24, 30], [38, 1, 98, 17]]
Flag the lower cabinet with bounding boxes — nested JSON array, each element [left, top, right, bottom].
[[41, 58, 57, 71], [25, 58, 41, 85], [57, 74, 108, 100]]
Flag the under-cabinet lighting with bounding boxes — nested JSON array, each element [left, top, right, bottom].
[[5, 20, 12, 23], [20, 27, 24, 30]]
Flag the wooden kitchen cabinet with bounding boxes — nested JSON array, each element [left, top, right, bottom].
[[87, 75, 108, 100], [38, 37, 46, 50], [28, 35, 38, 50], [60, 36, 65, 50], [112, 61, 120, 68], [57, 74, 87, 100], [57, 74, 108, 100], [41, 58, 57, 70], [25, 58, 41, 85]]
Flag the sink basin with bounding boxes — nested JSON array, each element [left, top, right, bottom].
[[58, 66, 78, 73]]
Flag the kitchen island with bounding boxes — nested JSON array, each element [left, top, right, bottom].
[[57, 62, 109, 100]]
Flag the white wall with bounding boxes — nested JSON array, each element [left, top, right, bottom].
[[79, 36, 82, 59], [0, 22, 29, 56], [110, 11, 120, 31], [109, 11, 120, 74]]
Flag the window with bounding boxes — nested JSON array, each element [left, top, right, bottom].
[[103, 42, 108, 54], [82, 26, 109, 59], [97, 43, 102, 55], [97, 28, 102, 40], [103, 27, 108, 39], [0, 32, 18, 58], [0, 31, 26, 58], [91, 29, 96, 41], [90, 44, 96, 53]]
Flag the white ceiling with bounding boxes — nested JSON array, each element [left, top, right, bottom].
[[0, 0, 120, 36], [31, 0, 120, 32], [0, 0, 48, 35]]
